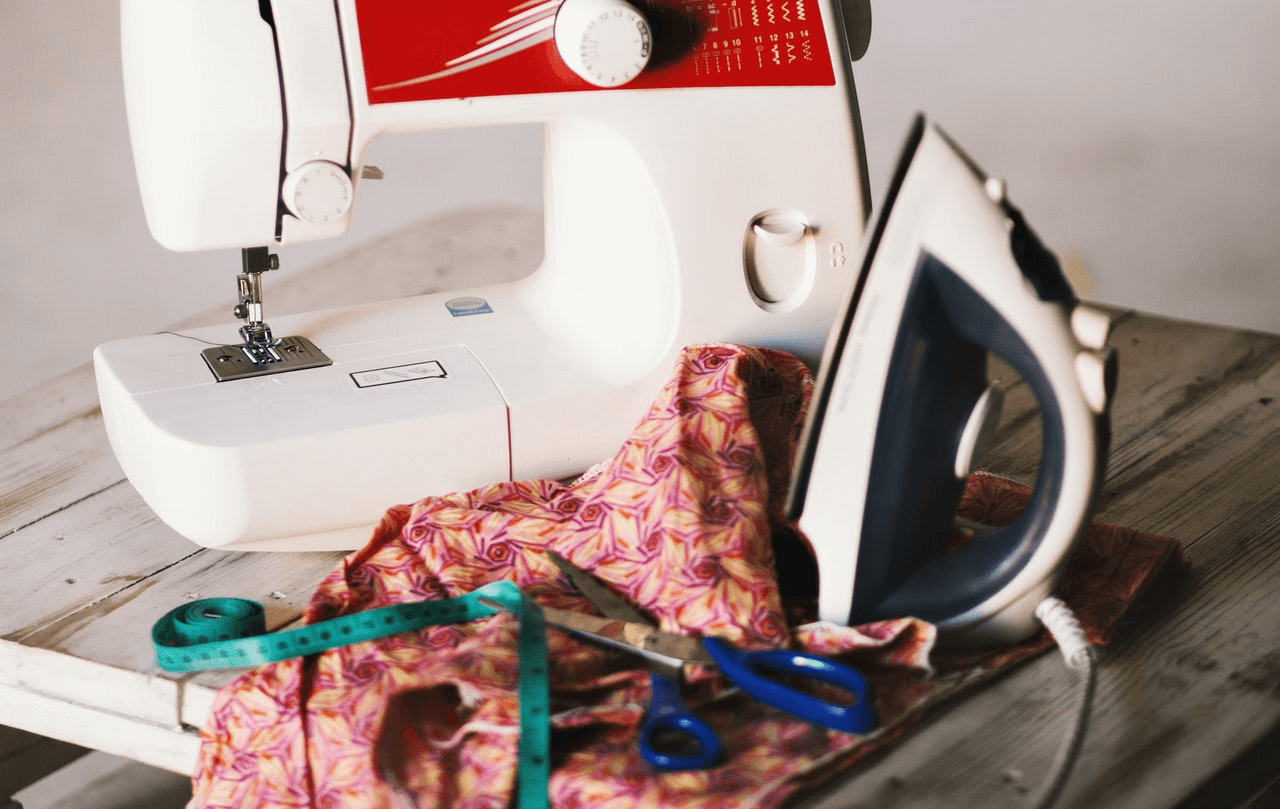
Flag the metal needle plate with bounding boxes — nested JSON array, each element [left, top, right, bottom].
[[200, 335, 333, 382]]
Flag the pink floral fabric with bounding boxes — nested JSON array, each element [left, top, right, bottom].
[[190, 344, 1185, 809]]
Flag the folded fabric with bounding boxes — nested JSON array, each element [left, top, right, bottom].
[[189, 344, 1185, 809]]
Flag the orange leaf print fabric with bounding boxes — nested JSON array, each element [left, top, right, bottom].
[[189, 344, 1185, 809]]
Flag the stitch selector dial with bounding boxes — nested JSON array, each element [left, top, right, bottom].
[[281, 160, 352, 225], [554, 0, 652, 87]]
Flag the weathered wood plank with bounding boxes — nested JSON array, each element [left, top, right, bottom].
[[0, 461, 343, 734], [0, 483, 194, 642], [0, 682, 200, 775], [0, 482, 203, 728], [980, 310, 1280, 525], [798, 652, 1091, 809], [0, 365, 102, 455], [22, 545, 345, 669], [979, 309, 1134, 485], [980, 353, 1045, 485], [1100, 318, 1280, 536], [0, 640, 183, 729], [0, 406, 123, 541], [803, 312, 1280, 809], [3, 545, 344, 729]]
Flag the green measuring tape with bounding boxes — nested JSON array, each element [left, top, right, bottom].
[[152, 580, 549, 809]]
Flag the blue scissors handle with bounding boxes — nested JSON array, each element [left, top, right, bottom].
[[703, 637, 877, 734], [638, 672, 725, 770]]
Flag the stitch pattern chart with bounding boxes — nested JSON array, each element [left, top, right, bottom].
[[356, 0, 835, 103]]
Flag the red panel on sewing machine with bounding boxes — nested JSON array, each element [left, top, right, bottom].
[[354, 0, 836, 104]]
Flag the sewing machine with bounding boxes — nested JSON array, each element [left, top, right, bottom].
[[93, 0, 873, 551]]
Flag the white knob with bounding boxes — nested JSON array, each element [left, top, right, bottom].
[[1071, 303, 1112, 350], [282, 160, 352, 225], [554, 0, 652, 88], [1074, 350, 1113, 414]]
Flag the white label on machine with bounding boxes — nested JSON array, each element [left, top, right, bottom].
[[351, 360, 448, 388]]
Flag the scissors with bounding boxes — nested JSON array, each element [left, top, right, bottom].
[[538, 551, 877, 769]]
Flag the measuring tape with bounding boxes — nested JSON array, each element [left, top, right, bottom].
[[152, 580, 550, 809]]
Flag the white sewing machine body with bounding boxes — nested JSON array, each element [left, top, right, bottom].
[[95, 0, 873, 550]]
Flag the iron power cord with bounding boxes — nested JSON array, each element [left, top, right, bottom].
[[1027, 596, 1097, 809]]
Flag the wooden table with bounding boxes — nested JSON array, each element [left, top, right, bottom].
[[2, 207, 1277, 808]]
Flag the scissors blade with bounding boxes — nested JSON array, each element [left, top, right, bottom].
[[479, 596, 716, 668], [543, 553, 690, 679], [490, 602, 878, 735], [545, 551, 652, 625]]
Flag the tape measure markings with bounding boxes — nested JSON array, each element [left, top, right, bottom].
[[515, 591, 551, 806], [152, 580, 549, 809]]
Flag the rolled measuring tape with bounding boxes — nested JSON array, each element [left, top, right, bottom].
[[152, 580, 549, 809]]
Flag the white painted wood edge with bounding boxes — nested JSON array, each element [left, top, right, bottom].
[[0, 681, 198, 776], [0, 640, 181, 728]]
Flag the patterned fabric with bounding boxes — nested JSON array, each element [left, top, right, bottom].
[[189, 344, 1185, 809]]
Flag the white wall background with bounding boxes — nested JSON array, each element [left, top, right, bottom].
[[3, 0, 1278, 402]]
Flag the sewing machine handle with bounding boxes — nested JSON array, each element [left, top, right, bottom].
[[870, 235, 1115, 646]]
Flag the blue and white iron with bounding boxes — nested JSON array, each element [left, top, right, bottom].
[[787, 116, 1117, 647]]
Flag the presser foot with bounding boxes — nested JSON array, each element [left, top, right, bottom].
[[200, 335, 332, 382]]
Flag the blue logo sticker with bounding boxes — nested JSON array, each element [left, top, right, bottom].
[[446, 296, 494, 317]]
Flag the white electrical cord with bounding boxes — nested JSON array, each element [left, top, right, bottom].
[[1027, 597, 1097, 809]]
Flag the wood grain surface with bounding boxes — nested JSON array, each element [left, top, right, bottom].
[[801, 312, 1280, 809], [1, 207, 1276, 806]]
